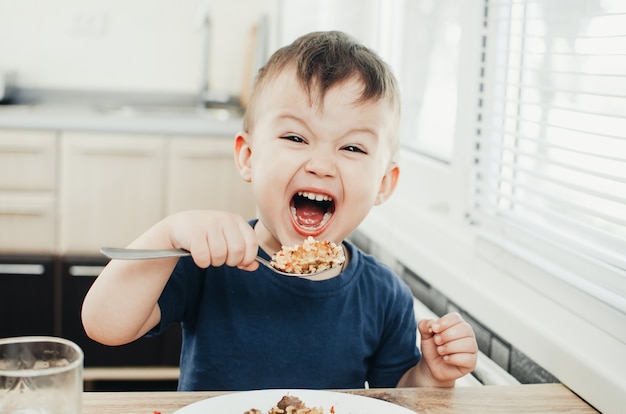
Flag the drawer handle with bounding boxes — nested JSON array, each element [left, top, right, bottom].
[[69, 265, 105, 277], [74, 147, 157, 157], [0, 145, 47, 154], [0, 264, 45, 275], [178, 149, 232, 159], [0, 206, 47, 216]]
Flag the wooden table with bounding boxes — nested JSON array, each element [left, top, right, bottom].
[[82, 383, 597, 413]]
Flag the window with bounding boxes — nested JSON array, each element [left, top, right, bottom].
[[393, 0, 464, 161], [279, 0, 465, 161], [471, 0, 626, 338]]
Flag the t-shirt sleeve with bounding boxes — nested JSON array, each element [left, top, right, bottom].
[[147, 256, 201, 336], [366, 283, 421, 387]]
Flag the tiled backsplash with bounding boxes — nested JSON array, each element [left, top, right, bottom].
[[349, 230, 559, 385]]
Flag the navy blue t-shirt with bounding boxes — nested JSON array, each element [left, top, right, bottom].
[[152, 230, 421, 391]]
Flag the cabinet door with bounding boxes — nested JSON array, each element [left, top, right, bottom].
[[60, 257, 181, 367], [59, 133, 166, 254], [0, 255, 56, 338], [0, 193, 56, 253], [0, 130, 57, 190], [166, 137, 256, 218], [0, 130, 57, 253]]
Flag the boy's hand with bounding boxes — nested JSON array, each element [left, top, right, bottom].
[[418, 312, 478, 385], [166, 210, 259, 271]]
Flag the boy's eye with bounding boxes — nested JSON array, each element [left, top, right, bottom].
[[342, 145, 367, 154], [281, 135, 305, 143]]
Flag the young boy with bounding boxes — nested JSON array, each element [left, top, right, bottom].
[[82, 31, 477, 391]]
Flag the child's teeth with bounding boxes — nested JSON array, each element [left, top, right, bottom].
[[298, 191, 332, 201]]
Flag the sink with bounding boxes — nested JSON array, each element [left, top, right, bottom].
[[0, 92, 244, 135], [0, 102, 239, 122], [98, 105, 235, 121]]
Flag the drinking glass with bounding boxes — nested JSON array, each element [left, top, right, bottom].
[[0, 336, 83, 414]]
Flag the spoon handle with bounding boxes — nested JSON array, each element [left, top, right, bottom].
[[101, 247, 285, 274], [99, 247, 338, 279], [100, 247, 190, 260]]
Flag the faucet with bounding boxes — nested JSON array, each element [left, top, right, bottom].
[[196, 8, 211, 107]]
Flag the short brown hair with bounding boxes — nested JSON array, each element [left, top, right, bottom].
[[243, 31, 400, 159]]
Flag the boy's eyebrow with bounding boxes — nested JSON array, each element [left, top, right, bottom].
[[277, 113, 380, 140]]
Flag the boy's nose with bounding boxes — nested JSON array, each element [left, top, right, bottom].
[[304, 149, 337, 177]]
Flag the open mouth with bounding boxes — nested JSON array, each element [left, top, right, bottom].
[[290, 191, 335, 233]]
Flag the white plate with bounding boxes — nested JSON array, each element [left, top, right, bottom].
[[173, 389, 417, 414]]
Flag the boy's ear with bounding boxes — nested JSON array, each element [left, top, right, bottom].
[[375, 164, 400, 205], [234, 132, 252, 182]]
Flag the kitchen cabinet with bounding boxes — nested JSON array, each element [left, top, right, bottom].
[[0, 130, 57, 190], [0, 126, 254, 390], [0, 130, 57, 253], [59, 133, 256, 255], [166, 136, 255, 218], [59, 132, 167, 254], [0, 255, 57, 338], [60, 256, 181, 368]]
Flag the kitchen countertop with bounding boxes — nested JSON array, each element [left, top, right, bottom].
[[0, 103, 243, 136]]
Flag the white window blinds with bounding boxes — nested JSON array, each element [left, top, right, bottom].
[[471, 0, 626, 316]]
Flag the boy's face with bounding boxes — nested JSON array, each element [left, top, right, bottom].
[[235, 67, 399, 252]]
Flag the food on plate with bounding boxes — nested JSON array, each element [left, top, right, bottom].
[[244, 394, 326, 414], [270, 236, 345, 274]]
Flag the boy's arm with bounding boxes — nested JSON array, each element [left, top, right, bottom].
[[81, 210, 259, 346], [397, 312, 478, 387], [81, 217, 181, 345]]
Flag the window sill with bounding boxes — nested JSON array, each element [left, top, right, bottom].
[[358, 168, 625, 413]]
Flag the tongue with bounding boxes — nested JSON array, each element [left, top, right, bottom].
[[295, 202, 325, 227]]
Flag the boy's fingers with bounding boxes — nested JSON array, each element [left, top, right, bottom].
[[418, 319, 436, 338], [238, 219, 260, 267], [191, 255, 211, 269], [221, 226, 248, 267], [430, 312, 463, 334], [441, 352, 477, 373], [433, 322, 475, 345], [238, 261, 260, 272], [188, 240, 213, 269], [435, 336, 478, 357]]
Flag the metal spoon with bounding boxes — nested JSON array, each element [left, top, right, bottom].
[[99, 247, 341, 279]]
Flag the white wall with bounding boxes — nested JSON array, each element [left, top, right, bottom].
[[0, 0, 279, 96], [279, 0, 380, 47]]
